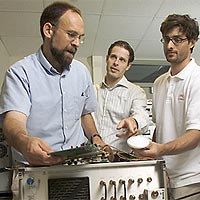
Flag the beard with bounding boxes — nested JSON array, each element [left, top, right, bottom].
[[50, 42, 77, 68]]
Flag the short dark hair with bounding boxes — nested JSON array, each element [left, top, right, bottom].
[[107, 40, 135, 64], [40, 1, 82, 40], [160, 14, 199, 52]]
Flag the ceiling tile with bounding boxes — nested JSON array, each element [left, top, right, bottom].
[[96, 16, 153, 39], [136, 40, 165, 60], [2, 36, 42, 56], [44, 0, 104, 14], [102, 0, 164, 16], [0, 0, 43, 12], [0, 12, 40, 36], [157, 0, 200, 19], [1, 0, 200, 65]]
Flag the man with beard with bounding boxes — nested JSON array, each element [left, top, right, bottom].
[[0, 1, 107, 166], [123, 14, 200, 199], [93, 40, 149, 153]]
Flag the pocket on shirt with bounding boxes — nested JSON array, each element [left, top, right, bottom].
[[73, 94, 87, 120]]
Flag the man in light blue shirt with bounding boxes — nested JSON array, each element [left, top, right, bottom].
[[0, 2, 106, 166]]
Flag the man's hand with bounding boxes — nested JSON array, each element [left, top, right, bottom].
[[100, 144, 115, 162], [131, 141, 163, 159], [21, 136, 63, 166], [91, 134, 115, 161], [116, 117, 138, 138], [2, 111, 63, 166]]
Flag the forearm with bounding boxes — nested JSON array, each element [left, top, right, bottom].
[[161, 129, 200, 155], [2, 111, 29, 154], [133, 129, 200, 159], [81, 113, 105, 146], [2, 111, 62, 166], [130, 95, 149, 132]]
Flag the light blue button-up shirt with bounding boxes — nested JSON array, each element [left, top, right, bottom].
[[0, 48, 97, 163]]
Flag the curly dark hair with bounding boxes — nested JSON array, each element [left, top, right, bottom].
[[40, 1, 82, 40], [160, 14, 199, 52], [107, 40, 135, 64]]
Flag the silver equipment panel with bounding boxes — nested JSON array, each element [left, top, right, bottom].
[[0, 129, 12, 198], [16, 160, 168, 200]]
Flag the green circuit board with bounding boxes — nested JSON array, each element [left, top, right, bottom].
[[48, 144, 108, 164]]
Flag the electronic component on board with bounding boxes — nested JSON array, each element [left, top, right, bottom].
[[48, 144, 109, 165]]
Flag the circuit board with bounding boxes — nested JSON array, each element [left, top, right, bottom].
[[49, 144, 109, 164]]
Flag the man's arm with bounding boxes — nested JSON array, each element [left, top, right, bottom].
[[2, 110, 62, 166], [128, 88, 149, 133], [159, 129, 200, 155], [81, 113, 105, 146], [133, 129, 200, 158], [116, 87, 149, 138], [81, 113, 114, 161], [116, 117, 138, 137]]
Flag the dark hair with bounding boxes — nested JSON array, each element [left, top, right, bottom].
[[40, 1, 82, 40], [107, 40, 135, 64], [160, 14, 199, 52]]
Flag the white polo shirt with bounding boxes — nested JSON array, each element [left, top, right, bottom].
[[152, 58, 200, 188]]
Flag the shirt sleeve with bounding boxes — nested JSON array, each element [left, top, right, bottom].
[[129, 86, 149, 133], [0, 64, 31, 119], [81, 67, 97, 115]]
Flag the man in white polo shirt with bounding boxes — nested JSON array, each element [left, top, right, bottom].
[[124, 14, 200, 200]]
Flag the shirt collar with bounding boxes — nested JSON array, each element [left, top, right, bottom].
[[36, 47, 71, 75], [167, 58, 196, 80], [101, 76, 129, 89]]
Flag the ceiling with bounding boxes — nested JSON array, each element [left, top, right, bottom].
[[1, 0, 200, 65]]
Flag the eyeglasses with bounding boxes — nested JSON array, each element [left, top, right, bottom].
[[52, 24, 85, 44], [160, 36, 188, 45]]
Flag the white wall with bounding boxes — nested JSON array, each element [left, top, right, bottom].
[[0, 40, 9, 90], [77, 56, 106, 84], [9, 56, 23, 66]]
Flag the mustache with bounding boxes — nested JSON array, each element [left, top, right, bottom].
[[166, 49, 176, 53], [65, 46, 77, 55]]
